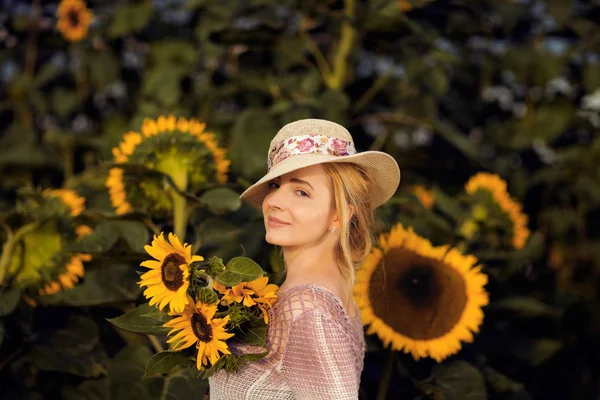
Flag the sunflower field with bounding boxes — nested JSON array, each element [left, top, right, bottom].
[[1, 0, 600, 399]]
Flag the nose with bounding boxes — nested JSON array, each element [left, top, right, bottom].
[[263, 185, 286, 211]]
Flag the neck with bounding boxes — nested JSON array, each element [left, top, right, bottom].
[[282, 238, 339, 285]]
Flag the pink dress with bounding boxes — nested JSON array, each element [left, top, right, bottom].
[[208, 284, 365, 399]]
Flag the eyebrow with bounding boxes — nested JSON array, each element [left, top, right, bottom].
[[274, 177, 314, 191]]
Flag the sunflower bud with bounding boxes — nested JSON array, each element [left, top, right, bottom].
[[203, 256, 227, 277], [472, 204, 488, 221], [198, 287, 219, 304], [459, 219, 479, 240]]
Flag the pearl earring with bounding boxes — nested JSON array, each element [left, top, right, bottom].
[[330, 227, 337, 233]]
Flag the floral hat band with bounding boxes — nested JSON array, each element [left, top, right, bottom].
[[267, 134, 357, 171], [240, 118, 401, 209]]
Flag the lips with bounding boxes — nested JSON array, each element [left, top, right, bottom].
[[268, 216, 289, 225]]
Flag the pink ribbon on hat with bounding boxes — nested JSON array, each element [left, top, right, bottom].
[[267, 134, 357, 171]]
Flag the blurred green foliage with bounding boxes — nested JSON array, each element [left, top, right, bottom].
[[0, 0, 599, 399]]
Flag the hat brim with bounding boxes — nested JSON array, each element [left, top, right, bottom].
[[239, 151, 401, 209]]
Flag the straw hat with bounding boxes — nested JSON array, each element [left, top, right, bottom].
[[239, 119, 401, 209]]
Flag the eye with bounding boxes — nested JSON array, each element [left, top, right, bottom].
[[267, 181, 280, 190], [296, 190, 309, 198]]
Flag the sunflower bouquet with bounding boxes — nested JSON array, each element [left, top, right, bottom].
[[109, 232, 279, 379]]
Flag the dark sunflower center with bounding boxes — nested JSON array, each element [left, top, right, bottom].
[[68, 10, 80, 27], [161, 253, 186, 291], [191, 313, 213, 343], [368, 247, 468, 340]]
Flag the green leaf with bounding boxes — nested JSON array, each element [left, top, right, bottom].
[[50, 88, 79, 118], [488, 296, 563, 318], [216, 257, 264, 286], [198, 187, 242, 215], [37, 264, 141, 307], [482, 365, 525, 393], [86, 50, 120, 90], [0, 287, 21, 317], [239, 320, 267, 347], [517, 102, 575, 145], [29, 316, 109, 378], [512, 338, 563, 366], [229, 109, 277, 181], [144, 351, 191, 377], [109, 345, 153, 400], [431, 119, 479, 161], [432, 186, 463, 221], [107, 2, 154, 38], [74, 220, 149, 253], [107, 304, 171, 335], [62, 378, 109, 400], [431, 361, 487, 400], [163, 374, 209, 399]]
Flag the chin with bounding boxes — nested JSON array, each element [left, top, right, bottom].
[[265, 231, 291, 246]]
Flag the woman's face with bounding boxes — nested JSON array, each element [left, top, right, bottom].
[[262, 164, 337, 248]]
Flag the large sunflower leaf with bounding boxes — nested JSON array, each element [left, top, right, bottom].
[[228, 109, 277, 181], [198, 187, 242, 215], [108, 345, 153, 400], [62, 378, 109, 400], [238, 317, 268, 347], [163, 374, 209, 400], [28, 315, 109, 378], [37, 264, 141, 307], [0, 287, 21, 317], [216, 257, 264, 286], [144, 351, 192, 378], [73, 220, 149, 253], [430, 361, 487, 400], [106, 304, 171, 335]]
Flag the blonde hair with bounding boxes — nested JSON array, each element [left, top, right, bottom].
[[322, 162, 377, 289]]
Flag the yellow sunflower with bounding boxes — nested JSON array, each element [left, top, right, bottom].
[[213, 276, 279, 323], [164, 298, 234, 369], [465, 172, 530, 249], [139, 232, 204, 313], [39, 253, 91, 295], [354, 223, 489, 362], [105, 115, 231, 217], [408, 185, 435, 209], [56, 0, 93, 42]]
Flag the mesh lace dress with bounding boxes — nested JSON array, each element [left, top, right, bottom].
[[208, 284, 365, 399]]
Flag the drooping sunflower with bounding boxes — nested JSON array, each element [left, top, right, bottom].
[[465, 172, 530, 249], [164, 298, 234, 369], [7, 188, 92, 293], [139, 232, 204, 313], [408, 185, 435, 209], [38, 253, 91, 295], [354, 223, 489, 362], [214, 276, 279, 323], [105, 115, 231, 217], [43, 188, 86, 217], [56, 0, 93, 42]]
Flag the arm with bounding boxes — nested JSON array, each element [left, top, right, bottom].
[[281, 309, 359, 399]]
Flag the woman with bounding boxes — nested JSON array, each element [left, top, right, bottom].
[[208, 119, 400, 399]]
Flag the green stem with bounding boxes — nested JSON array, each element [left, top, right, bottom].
[[172, 190, 187, 241], [328, 0, 356, 89], [0, 222, 39, 287], [158, 157, 189, 241], [377, 350, 396, 400]]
